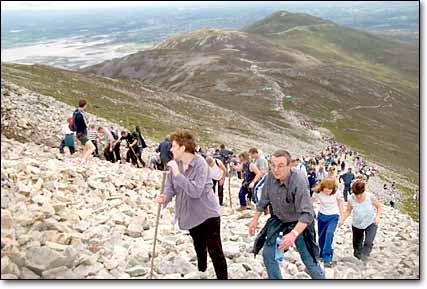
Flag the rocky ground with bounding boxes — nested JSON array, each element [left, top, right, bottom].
[[0, 81, 419, 279]]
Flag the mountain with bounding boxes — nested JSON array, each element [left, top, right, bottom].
[[82, 11, 419, 181], [1, 62, 323, 158]]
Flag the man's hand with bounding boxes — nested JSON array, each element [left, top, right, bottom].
[[167, 160, 179, 176], [278, 232, 297, 250], [338, 216, 345, 226], [156, 195, 166, 205], [248, 219, 258, 236]]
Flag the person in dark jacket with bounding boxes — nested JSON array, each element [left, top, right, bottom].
[[157, 137, 173, 171], [339, 168, 355, 202], [120, 130, 139, 167], [249, 150, 325, 279], [134, 126, 147, 167], [73, 99, 95, 164]]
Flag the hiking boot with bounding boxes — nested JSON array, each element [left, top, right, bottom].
[[323, 261, 333, 268], [236, 206, 247, 211]]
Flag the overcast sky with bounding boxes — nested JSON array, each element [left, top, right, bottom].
[[1, 1, 308, 10]]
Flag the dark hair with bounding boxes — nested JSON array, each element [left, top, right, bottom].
[[78, 99, 87, 108], [352, 181, 365, 195], [272, 149, 292, 165], [220, 144, 225, 149], [136, 126, 141, 135], [238, 151, 250, 161], [249, 148, 258, 154], [170, 129, 196, 154]]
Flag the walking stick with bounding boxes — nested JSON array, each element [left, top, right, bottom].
[[228, 164, 232, 208], [129, 145, 144, 168], [149, 170, 167, 279]]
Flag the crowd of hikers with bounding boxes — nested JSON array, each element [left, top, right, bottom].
[[59, 99, 147, 167], [60, 99, 401, 279]]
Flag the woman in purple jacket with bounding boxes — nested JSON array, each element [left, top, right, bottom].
[[156, 129, 228, 279]]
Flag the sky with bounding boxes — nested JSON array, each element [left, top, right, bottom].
[[1, 1, 306, 10]]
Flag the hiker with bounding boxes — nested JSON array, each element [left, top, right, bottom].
[[317, 166, 327, 182], [230, 152, 262, 210], [73, 99, 95, 164], [134, 126, 147, 167], [157, 137, 173, 171], [98, 127, 115, 162], [109, 127, 121, 163], [340, 160, 346, 172], [206, 156, 227, 206], [312, 178, 344, 267], [249, 148, 268, 175], [219, 144, 233, 165], [339, 167, 355, 202], [389, 192, 396, 208], [339, 180, 382, 261], [307, 166, 317, 197], [249, 150, 325, 279], [120, 130, 140, 167], [87, 124, 99, 157], [59, 117, 75, 155], [155, 129, 228, 279]]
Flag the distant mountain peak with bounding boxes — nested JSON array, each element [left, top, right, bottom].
[[153, 28, 249, 51], [243, 10, 334, 35]]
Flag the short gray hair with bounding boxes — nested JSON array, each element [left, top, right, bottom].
[[272, 150, 291, 165]]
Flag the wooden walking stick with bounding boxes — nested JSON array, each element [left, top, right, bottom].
[[228, 163, 232, 208], [149, 170, 167, 279]]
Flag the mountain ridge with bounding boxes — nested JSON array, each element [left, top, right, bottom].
[[82, 11, 419, 179]]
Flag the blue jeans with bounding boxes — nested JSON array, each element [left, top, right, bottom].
[[239, 186, 249, 206], [263, 232, 326, 279], [343, 185, 351, 202], [317, 213, 339, 263]]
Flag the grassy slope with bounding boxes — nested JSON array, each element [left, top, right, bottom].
[[245, 13, 419, 180], [0, 63, 224, 143]]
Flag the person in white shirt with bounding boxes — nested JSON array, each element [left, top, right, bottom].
[[317, 166, 327, 182], [312, 178, 344, 267], [59, 117, 75, 155], [206, 156, 227, 206], [98, 127, 115, 162]]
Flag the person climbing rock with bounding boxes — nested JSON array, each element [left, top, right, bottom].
[[339, 180, 382, 261], [73, 99, 95, 165], [230, 151, 262, 210], [155, 129, 228, 279], [206, 156, 227, 206], [249, 149, 325, 279], [312, 178, 344, 267]]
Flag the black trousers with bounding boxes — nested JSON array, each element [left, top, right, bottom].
[[113, 142, 121, 162], [212, 179, 224, 206], [189, 217, 228, 279], [104, 146, 115, 163], [91, 139, 99, 157], [352, 223, 378, 259]]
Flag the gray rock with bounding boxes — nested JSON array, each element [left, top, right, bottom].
[[20, 267, 41, 279], [223, 241, 241, 259], [126, 266, 148, 277], [126, 215, 147, 238], [24, 246, 70, 274]]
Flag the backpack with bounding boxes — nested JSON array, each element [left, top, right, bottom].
[[69, 110, 79, 132]]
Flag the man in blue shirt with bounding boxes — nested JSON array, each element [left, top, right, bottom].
[[339, 168, 355, 202]]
